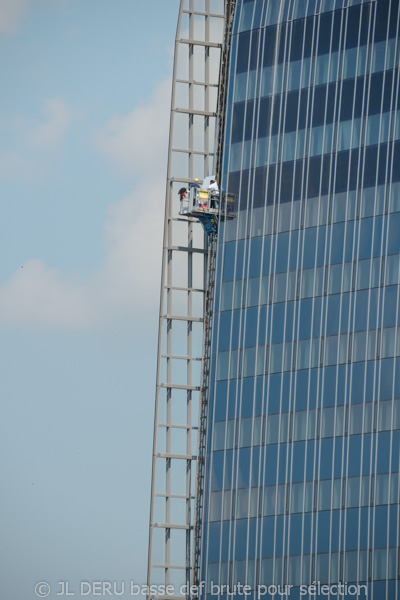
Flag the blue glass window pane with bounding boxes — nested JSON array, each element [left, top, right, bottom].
[[260, 66, 273, 97], [236, 32, 251, 73], [234, 72, 248, 102], [270, 343, 283, 373], [388, 212, 400, 254], [368, 289, 379, 330], [348, 436, 362, 476], [282, 131, 296, 162], [386, 37, 397, 70], [268, 135, 278, 164], [302, 228, 317, 268], [330, 223, 345, 263], [386, 254, 400, 285], [229, 349, 239, 379], [329, 51, 339, 82], [239, 1, 254, 32], [317, 12, 333, 55], [383, 286, 398, 327], [314, 54, 329, 86], [226, 420, 235, 448], [298, 298, 312, 339], [221, 281, 233, 311], [291, 441, 306, 483], [371, 41, 387, 74], [214, 381, 228, 420], [295, 128, 306, 160], [316, 511, 331, 552], [346, 5, 362, 48], [229, 142, 243, 171], [233, 279, 242, 309], [292, 0, 307, 20], [217, 351, 229, 380], [366, 114, 381, 146], [356, 44, 368, 77], [368, 72, 384, 115], [213, 421, 226, 451], [247, 277, 260, 306], [380, 111, 390, 143], [374, 505, 388, 546], [264, 4, 279, 27], [300, 268, 314, 299], [211, 453, 224, 491], [359, 218, 374, 260], [381, 328, 396, 360], [287, 60, 301, 92], [337, 120, 352, 151], [244, 102, 255, 139], [231, 102, 245, 143], [343, 47, 358, 80], [275, 233, 289, 272], [309, 125, 324, 156]]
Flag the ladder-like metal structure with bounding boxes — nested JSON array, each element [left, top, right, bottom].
[[146, 2, 225, 600], [147, 1, 236, 598]]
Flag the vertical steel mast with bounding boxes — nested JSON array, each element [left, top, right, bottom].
[[192, 5, 237, 595], [147, 1, 225, 599]]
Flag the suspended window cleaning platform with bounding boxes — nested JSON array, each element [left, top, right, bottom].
[[179, 179, 236, 236]]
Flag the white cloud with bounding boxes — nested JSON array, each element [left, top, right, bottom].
[[0, 0, 28, 33], [0, 186, 164, 329], [94, 78, 171, 176], [0, 98, 77, 182], [0, 260, 93, 328], [23, 97, 77, 148], [0, 81, 170, 329]]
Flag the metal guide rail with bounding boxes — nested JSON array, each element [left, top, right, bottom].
[[192, 231, 217, 598], [191, 2, 237, 596]]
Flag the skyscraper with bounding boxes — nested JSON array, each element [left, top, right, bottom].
[[148, 1, 400, 599], [203, 0, 400, 598]]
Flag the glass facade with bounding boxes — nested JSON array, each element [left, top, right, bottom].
[[201, 1, 400, 599]]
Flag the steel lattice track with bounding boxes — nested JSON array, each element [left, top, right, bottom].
[[192, 232, 217, 598], [191, 2, 237, 597]]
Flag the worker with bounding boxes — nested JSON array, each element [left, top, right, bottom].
[[178, 186, 187, 201], [208, 179, 219, 195], [189, 178, 201, 189], [208, 179, 219, 208]]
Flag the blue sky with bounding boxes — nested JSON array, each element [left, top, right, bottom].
[[0, 1, 180, 598]]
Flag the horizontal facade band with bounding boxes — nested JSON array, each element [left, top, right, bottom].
[[167, 216, 199, 223], [176, 78, 218, 87], [163, 314, 203, 322], [181, 10, 225, 18], [179, 38, 222, 48], [165, 285, 205, 293], [174, 107, 216, 117], [171, 148, 214, 156], [154, 493, 195, 499], [161, 354, 202, 361], [168, 245, 207, 254], [156, 452, 197, 460], [153, 523, 190, 530], [157, 423, 197, 430], [159, 383, 200, 391]]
